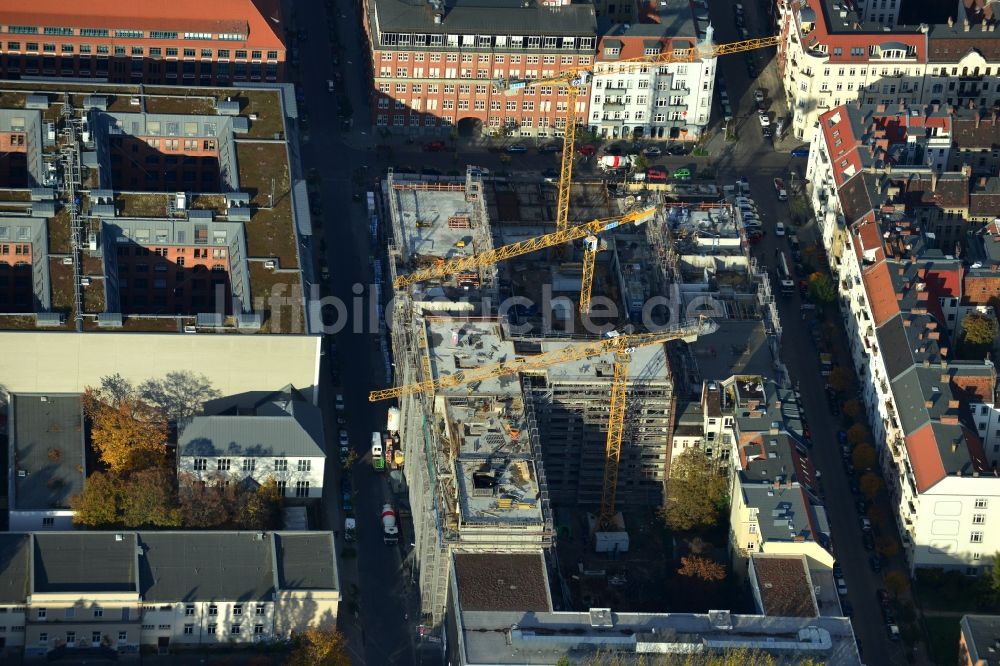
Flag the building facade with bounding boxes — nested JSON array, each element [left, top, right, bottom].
[[588, 20, 716, 141], [778, 0, 1000, 143], [0, 0, 286, 84], [177, 386, 325, 499], [0, 531, 338, 659], [361, 0, 597, 136]]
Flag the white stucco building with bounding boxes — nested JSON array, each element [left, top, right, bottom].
[[588, 14, 716, 141], [177, 385, 325, 499]]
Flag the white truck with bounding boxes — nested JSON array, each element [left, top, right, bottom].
[[381, 504, 399, 545], [372, 432, 385, 471], [599, 155, 637, 171]]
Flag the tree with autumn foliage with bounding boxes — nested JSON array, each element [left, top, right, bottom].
[[177, 473, 281, 530], [677, 555, 726, 582], [71, 465, 180, 528], [285, 627, 351, 666], [860, 471, 883, 499], [84, 376, 167, 474], [661, 449, 729, 532]]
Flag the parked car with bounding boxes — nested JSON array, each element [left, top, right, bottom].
[[775, 222, 786, 236], [577, 144, 596, 156], [863, 531, 876, 550], [646, 167, 668, 181], [538, 143, 562, 153], [841, 600, 854, 617], [423, 140, 445, 152], [335, 393, 345, 411], [667, 143, 690, 156], [672, 168, 692, 180], [754, 89, 765, 103], [835, 576, 848, 596], [791, 146, 810, 158], [506, 144, 528, 153], [339, 429, 349, 448], [644, 146, 663, 157], [326, 79, 335, 93], [860, 517, 872, 531], [876, 588, 891, 608], [759, 113, 771, 127], [869, 555, 882, 573]]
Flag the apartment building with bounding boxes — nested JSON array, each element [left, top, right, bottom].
[[778, 0, 1000, 143], [959, 614, 1000, 666], [0, 83, 320, 401], [0, 531, 337, 659], [588, 12, 717, 141], [177, 385, 325, 499], [361, 0, 597, 136], [0, 0, 285, 84]]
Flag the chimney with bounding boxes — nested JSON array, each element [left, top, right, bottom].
[[981, 177, 989, 188], [976, 111, 982, 128], [925, 400, 934, 408], [964, 18, 971, 31], [948, 16, 954, 28], [941, 373, 950, 382], [940, 346, 949, 357], [931, 171, 938, 191], [951, 441, 959, 452], [962, 164, 973, 178], [991, 23, 997, 32], [948, 399, 960, 409]]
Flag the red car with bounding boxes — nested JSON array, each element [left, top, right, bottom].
[[577, 144, 596, 156], [646, 167, 668, 182], [423, 140, 445, 152]]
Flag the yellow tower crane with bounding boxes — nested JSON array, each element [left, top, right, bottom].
[[393, 205, 657, 288], [369, 316, 720, 530], [494, 34, 781, 312]]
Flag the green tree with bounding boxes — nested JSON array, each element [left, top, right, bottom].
[[828, 366, 852, 393], [960, 313, 998, 359], [860, 471, 883, 499], [661, 449, 728, 531], [807, 272, 836, 303], [852, 443, 877, 470], [847, 423, 870, 448], [286, 627, 351, 666]]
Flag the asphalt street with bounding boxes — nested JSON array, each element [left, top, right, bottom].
[[289, 0, 912, 663]]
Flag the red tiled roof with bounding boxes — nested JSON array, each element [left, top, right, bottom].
[[905, 423, 946, 493], [2, 0, 284, 49], [595, 34, 693, 62], [799, 0, 926, 63]]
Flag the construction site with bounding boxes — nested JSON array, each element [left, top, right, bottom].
[[374, 159, 788, 625]]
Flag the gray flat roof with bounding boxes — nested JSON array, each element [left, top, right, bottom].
[[457, 609, 861, 665], [373, 0, 596, 36], [11, 394, 85, 512], [961, 614, 1000, 665], [275, 533, 338, 591], [33, 532, 138, 594], [686, 319, 773, 383], [0, 534, 30, 603], [138, 532, 276, 602]]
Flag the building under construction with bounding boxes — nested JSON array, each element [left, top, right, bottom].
[[381, 171, 698, 625]]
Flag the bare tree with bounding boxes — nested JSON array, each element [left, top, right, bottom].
[[139, 371, 220, 425]]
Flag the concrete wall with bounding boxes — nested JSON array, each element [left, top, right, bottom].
[[9, 510, 75, 532], [0, 332, 321, 401]]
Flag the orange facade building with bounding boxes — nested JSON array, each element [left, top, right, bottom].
[[0, 0, 286, 85]]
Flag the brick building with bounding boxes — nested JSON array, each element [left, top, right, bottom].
[[0, 0, 285, 85], [361, 0, 597, 137]]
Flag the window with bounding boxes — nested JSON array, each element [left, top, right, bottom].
[[184, 604, 194, 616], [66, 631, 75, 644], [231, 624, 241, 635], [39, 632, 48, 645], [42, 27, 69, 36], [207, 623, 217, 635], [118, 632, 127, 643], [150, 31, 178, 40], [93, 608, 103, 618], [184, 624, 194, 635], [242, 459, 256, 472], [208, 605, 218, 616], [274, 459, 288, 472], [971, 531, 984, 543], [975, 498, 988, 509], [233, 605, 243, 616], [37, 609, 46, 620], [267, 50, 278, 60], [297, 460, 311, 472], [254, 624, 265, 635], [183, 48, 195, 57], [80, 28, 108, 37], [295, 481, 310, 497], [194, 458, 207, 471], [42, 517, 54, 527], [277, 480, 287, 495], [255, 604, 266, 616], [9, 26, 39, 35], [93, 631, 101, 643], [973, 514, 986, 524], [217, 459, 231, 471], [115, 30, 143, 39], [235, 50, 248, 59]]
